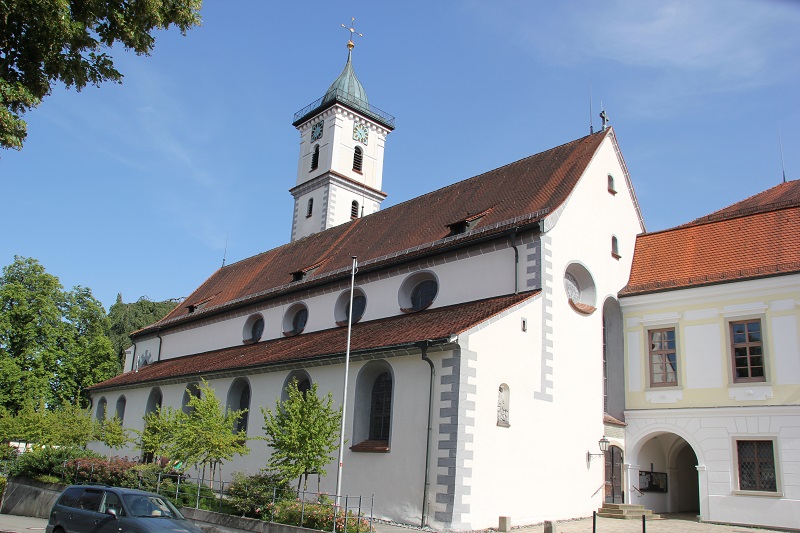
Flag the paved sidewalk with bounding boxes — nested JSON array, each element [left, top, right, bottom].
[[2, 513, 791, 533]]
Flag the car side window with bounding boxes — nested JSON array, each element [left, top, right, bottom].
[[58, 487, 84, 508], [102, 491, 125, 516], [74, 489, 103, 512]]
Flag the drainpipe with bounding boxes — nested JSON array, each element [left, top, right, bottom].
[[131, 342, 138, 372], [418, 340, 436, 528], [509, 228, 519, 294], [156, 328, 164, 362]]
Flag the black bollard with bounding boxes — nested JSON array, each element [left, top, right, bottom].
[[592, 511, 597, 533], [642, 513, 646, 533]]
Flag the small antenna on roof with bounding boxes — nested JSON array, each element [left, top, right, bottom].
[[589, 78, 594, 134], [779, 129, 787, 184], [222, 234, 228, 268]]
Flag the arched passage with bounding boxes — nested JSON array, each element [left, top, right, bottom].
[[629, 431, 699, 515]]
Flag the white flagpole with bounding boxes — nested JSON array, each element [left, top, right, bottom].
[[334, 256, 357, 531]]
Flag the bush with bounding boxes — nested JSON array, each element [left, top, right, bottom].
[[227, 471, 292, 518], [63, 456, 140, 487], [269, 496, 371, 533], [9, 446, 98, 480], [0, 476, 6, 498]]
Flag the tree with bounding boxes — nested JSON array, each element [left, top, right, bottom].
[[99, 414, 133, 458], [0, 0, 203, 150], [140, 405, 178, 464], [107, 294, 178, 369], [170, 380, 250, 486], [0, 256, 117, 412], [0, 399, 94, 447], [261, 380, 341, 492]]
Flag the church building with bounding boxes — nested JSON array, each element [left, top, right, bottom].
[[88, 37, 647, 529]]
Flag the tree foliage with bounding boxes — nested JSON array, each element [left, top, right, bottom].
[[170, 380, 250, 484], [0, 0, 203, 150], [0, 256, 117, 413], [0, 399, 96, 447], [107, 294, 178, 369], [140, 405, 178, 464], [98, 414, 134, 457], [261, 380, 341, 491]]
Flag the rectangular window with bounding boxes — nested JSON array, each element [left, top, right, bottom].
[[648, 328, 677, 387], [737, 440, 777, 492], [730, 319, 765, 382]]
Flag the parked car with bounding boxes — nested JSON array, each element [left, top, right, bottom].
[[46, 485, 204, 533]]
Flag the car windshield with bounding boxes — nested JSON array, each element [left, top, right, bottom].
[[122, 494, 183, 519]]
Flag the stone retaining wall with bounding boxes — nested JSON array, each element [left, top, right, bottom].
[[0, 476, 66, 518]]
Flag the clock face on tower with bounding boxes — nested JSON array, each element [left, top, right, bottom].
[[352, 123, 369, 145], [310, 121, 324, 142]]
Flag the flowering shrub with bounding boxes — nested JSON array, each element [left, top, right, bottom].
[[63, 456, 140, 487], [268, 498, 371, 533], [227, 471, 291, 518], [9, 445, 99, 480]]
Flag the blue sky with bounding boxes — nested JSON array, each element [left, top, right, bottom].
[[2, 0, 799, 310]]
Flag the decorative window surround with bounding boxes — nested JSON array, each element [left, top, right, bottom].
[[728, 385, 773, 401], [645, 389, 683, 403], [722, 302, 768, 318], [631, 312, 682, 327]]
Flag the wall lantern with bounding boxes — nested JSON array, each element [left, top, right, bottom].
[[587, 436, 610, 463]]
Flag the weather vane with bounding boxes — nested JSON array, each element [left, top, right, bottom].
[[341, 17, 363, 50]]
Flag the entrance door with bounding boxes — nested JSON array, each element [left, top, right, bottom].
[[605, 445, 624, 503]]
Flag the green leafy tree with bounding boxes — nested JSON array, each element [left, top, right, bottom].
[[261, 380, 341, 492], [171, 380, 250, 486], [99, 414, 133, 459], [46, 402, 96, 447], [107, 294, 178, 369], [0, 0, 203, 150], [0, 256, 117, 412], [140, 405, 178, 464]]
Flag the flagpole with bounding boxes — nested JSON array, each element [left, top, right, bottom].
[[334, 256, 357, 532]]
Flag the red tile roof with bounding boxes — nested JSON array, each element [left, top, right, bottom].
[[94, 292, 538, 390], [137, 130, 613, 336], [622, 190, 800, 296]]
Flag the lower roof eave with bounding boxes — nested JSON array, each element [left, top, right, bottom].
[[89, 337, 458, 393]]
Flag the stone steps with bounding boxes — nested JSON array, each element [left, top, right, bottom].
[[597, 503, 661, 520]]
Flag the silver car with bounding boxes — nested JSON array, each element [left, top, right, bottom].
[[46, 485, 204, 533]]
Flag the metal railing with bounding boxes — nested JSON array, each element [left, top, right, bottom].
[[293, 89, 395, 128]]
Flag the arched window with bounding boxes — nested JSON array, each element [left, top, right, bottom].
[[352, 362, 393, 451], [281, 370, 312, 402], [607, 173, 616, 194], [351, 200, 359, 219], [96, 397, 107, 422], [145, 388, 162, 417], [497, 384, 510, 427], [306, 198, 314, 218], [611, 236, 620, 258], [227, 378, 251, 435], [353, 146, 363, 172], [115, 396, 126, 423], [369, 372, 392, 440], [181, 382, 200, 415], [311, 144, 320, 171]]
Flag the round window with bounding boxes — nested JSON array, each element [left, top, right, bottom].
[[346, 294, 367, 322], [564, 272, 581, 301], [411, 279, 438, 311], [250, 317, 264, 341], [291, 307, 308, 334]]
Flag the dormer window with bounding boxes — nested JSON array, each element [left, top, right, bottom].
[[306, 198, 313, 218], [186, 296, 214, 314], [447, 208, 491, 236], [311, 145, 320, 171], [351, 200, 359, 219], [291, 259, 327, 282], [353, 146, 363, 173]]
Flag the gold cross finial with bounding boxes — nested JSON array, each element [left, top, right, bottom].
[[341, 17, 363, 50]]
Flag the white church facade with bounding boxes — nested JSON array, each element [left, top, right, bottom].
[[89, 38, 645, 530], [88, 38, 800, 531]]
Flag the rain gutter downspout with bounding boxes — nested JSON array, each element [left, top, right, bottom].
[[418, 340, 436, 528], [510, 227, 519, 294], [131, 342, 138, 372], [156, 328, 163, 362]]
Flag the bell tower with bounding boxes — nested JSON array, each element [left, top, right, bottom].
[[289, 22, 395, 242]]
